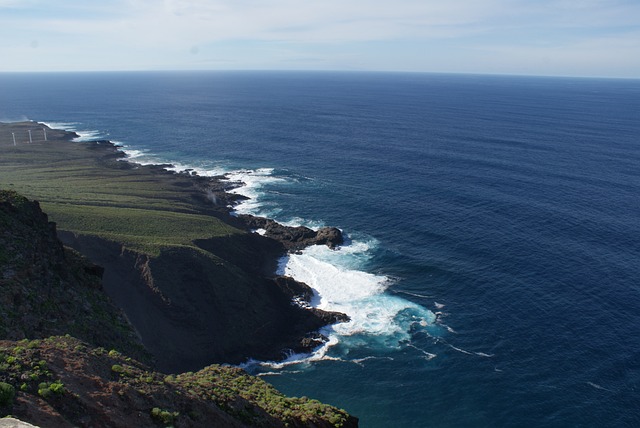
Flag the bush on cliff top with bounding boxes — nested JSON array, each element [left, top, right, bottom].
[[175, 365, 352, 427], [0, 382, 15, 407]]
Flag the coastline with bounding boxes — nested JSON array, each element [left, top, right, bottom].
[[0, 120, 348, 373], [0, 187, 358, 426]]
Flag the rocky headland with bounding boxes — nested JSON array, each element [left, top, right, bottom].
[[0, 121, 357, 427]]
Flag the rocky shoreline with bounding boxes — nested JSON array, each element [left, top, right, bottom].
[[90, 137, 349, 370], [3, 121, 349, 372], [0, 121, 359, 427]]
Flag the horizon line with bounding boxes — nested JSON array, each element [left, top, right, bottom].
[[0, 69, 638, 81]]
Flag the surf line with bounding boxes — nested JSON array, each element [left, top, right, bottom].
[[225, 168, 441, 368], [50, 122, 439, 366]]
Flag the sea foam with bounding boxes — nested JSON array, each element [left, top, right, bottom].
[[41, 122, 105, 142], [227, 168, 438, 366], [279, 244, 436, 342], [223, 168, 286, 216], [43, 122, 438, 366]]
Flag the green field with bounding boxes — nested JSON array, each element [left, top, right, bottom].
[[0, 122, 241, 254]]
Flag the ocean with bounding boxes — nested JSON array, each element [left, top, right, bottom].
[[1, 71, 639, 427]]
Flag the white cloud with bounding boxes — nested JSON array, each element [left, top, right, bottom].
[[0, 0, 638, 75]]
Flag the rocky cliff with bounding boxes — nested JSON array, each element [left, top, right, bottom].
[[0, 190, 144, 361], [0, 189, 357, 427]]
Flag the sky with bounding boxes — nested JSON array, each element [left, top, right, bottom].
[[0, 0, 639, 77]]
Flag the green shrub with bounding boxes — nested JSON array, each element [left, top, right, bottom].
[[48, 381, 65, 395], [150, 407, 179, 426], [0, 382, 15, 406], [37, 381, 65, 399]]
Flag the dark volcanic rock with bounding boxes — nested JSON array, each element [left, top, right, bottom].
[[58, 232, 347, 373], [238, 215, 344, 250], [273, 276, 315, 303], [314, 226, 344, 249]]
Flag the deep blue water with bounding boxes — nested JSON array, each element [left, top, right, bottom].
[[1, 71, 640, 427]]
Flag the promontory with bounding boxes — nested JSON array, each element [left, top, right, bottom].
[[0, 121, 357, 427]]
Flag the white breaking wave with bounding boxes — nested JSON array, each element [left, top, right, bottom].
[[280, 244, 435, 339], [41, 121, 105, 142], [223, 167, 439, 368], [40, 121, 79, 131], [223, 168, 286, 216], [254, 240, 440, 370], [41, 121, 441, 368], [73, 129, 104, 142]]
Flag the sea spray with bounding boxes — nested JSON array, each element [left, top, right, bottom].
[[226, 168, 439, 365], [278, 244, 437, 354], [224, 168, 286, 217], [40, 122, 439, 364], [41, 121, 104, 142]]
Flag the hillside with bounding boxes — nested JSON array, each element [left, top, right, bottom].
[[0, 335, 355, 427], [0, 121, 358, 426], [0, 121, 345, 373]]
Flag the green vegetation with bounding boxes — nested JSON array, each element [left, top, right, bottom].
[[150, 407, 179, 426], [111, 364, 125, 374], [0, 382, 14, 407], [175, 365, 351, 427], [37, 381, 65, 399], [0, 339, 64, 406], [0, 127, 242, 254], [0, 336, 354, 426]]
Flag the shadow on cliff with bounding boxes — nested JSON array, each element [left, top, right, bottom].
[[58, 232, 342, 373]]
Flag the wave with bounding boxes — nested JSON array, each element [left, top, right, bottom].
[[223, 169, 286, 216], [42, 121, 232, 177], [216, 167, 442, 370], [279, 245, 436, 340], [586, 382, 615, 393], [40, 121, 105, 142]]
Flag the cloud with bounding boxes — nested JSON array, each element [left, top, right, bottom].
[[0, 0, 638, 75]]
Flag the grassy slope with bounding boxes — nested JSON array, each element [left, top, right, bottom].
[[0, 123, 288, 372], [0, 123, 240, 254]]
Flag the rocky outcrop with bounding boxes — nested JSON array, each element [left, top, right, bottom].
[[0, 418, 40, 428], [237, 215, 343, 250]]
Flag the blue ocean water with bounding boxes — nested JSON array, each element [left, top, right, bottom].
[[1, 71, 640, 427]]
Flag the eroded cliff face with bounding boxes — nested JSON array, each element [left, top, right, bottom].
[[0, 190, 145, 361], [57, 230, 345, 373], [52, 177, 349, 373]]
